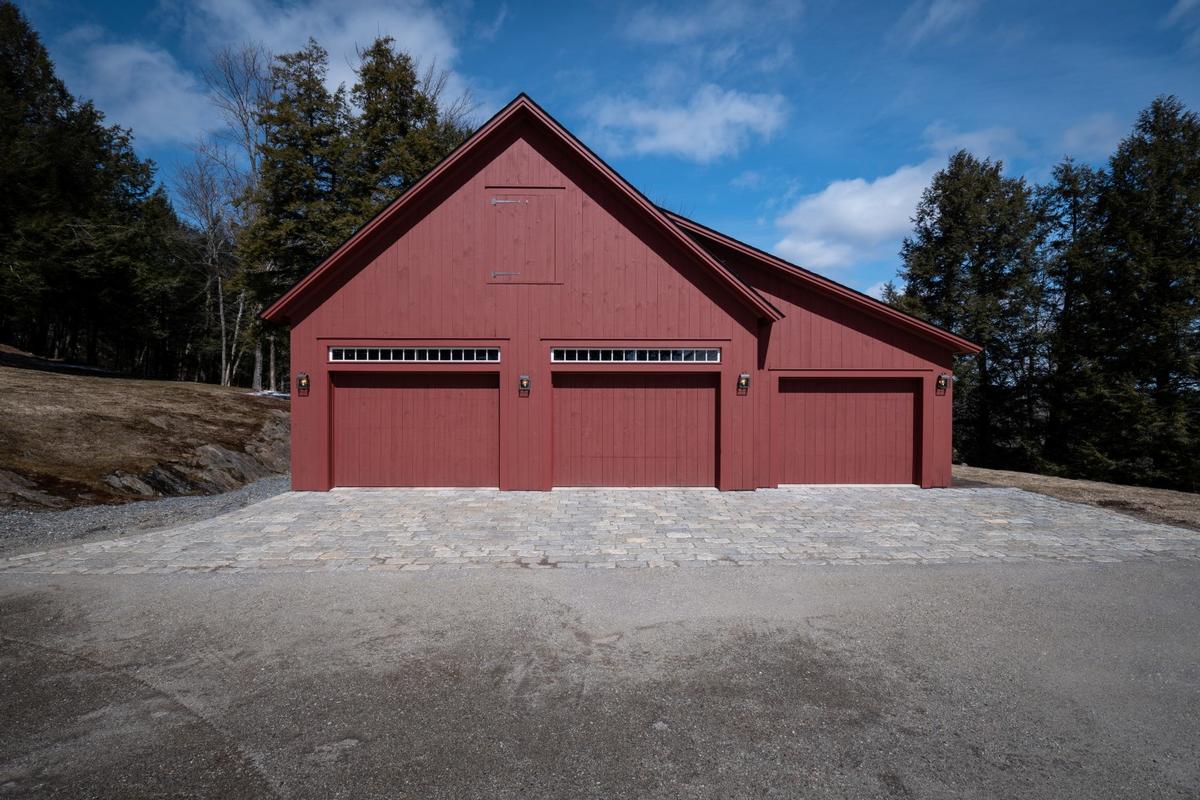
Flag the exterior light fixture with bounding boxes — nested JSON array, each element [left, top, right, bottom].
[[518, 374, 531, 396], [936, 373, 950, 393], [297, 372, 311, 396], [737, 372, 751, 395]]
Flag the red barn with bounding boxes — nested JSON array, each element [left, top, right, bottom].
[[262, 94, 979, 491]]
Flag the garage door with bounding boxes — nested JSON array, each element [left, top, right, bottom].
[[331, 373, 499, 487], [552, 373, 718, 486], [777, 377, 918, 484]]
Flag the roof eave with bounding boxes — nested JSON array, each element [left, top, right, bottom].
[[665, 211, 982, 355]]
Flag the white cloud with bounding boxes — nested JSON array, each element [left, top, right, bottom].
[[891, 0, 980, 47], [1161, 0, 1200, 49], [588, 85, 787, 163], [475, 3, 509, 42], [773, 160, 937, 269], [623, 0, 799, 45], [771, 118, 1028, 271], [923, 121, 1021, 160], [1061, 112, 1124, 159], [47, 0, 470, 147], [54, 32, 215, 144], [731, 170, 762, 188], [864, 280, 891, 300], [1163, 0, 1199, 27], [182, 0, 464, 100]]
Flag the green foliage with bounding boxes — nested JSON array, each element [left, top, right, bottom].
[[246, 36, 472, 307], [0, 5, 470, 384], [895, 151, 1046, 468], [890, 97, 1200, 491], [242, 39, 354, 304], [1074, 97, 1200, 488], [0, 1, 207, 374]]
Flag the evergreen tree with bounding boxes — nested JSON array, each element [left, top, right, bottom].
[[1077, 97, 1200, 488], [349, 38, 473, 217], [1038, 159, 1106, 473], [244, 39, 355, 303], [893, 151, 1046, 466], [247, 37, 473, 308], [0, 1, 203, 373]]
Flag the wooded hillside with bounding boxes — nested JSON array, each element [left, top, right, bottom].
[[0, 2, 471, 388]]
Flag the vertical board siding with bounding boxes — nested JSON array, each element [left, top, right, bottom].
[[330, 372, 499, 487], [303, 125, 741, 342], [291, 122, 759, 490], [552, 373, 718, 486], [777, 378, 918, 484], [701, 237, 947, 370], [285, 111, 960, 491]]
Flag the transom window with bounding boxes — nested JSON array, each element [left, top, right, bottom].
[[551, 348, 720, 363], [329, 347, 500, 363]]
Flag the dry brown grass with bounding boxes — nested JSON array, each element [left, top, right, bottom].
[[953, 464, 1200, 531], [0, 364, 288, 507]]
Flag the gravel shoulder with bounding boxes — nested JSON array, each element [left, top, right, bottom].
[[0, 475, 289, 557], [954, 464, 1200, 531]]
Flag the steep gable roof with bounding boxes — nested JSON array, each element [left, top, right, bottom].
[[666, 211, 981, 355], [262, 94, 782, 324]]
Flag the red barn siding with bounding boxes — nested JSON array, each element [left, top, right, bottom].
[[777, 377, 918, 484], [552, 373, 718, 486], [272, 95, 972, 492], [331, 372, 499, 487], [689, 235, 958, 488], [288, 120, 761, 491]]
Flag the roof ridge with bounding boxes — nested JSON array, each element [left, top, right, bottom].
[[262, 94, 781, 324]]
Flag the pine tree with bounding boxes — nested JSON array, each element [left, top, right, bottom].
[[1078, 97, 1200, 488], [246, 37, 473, 311], [893, 151, 1046, 466], [1038, 159, 1106, 473], [349, 37, 474, 217], [244, 39, 355, 302], [0, 1, 200, 373]]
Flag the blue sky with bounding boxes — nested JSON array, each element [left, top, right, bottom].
[[17, 0, 1200, 295]]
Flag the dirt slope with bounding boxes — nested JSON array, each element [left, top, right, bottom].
[[954, 464, 1200, 531], [0, 363, 289, 508]]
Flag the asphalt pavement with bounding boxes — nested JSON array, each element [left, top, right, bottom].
[[2, 562, 1198, 798]]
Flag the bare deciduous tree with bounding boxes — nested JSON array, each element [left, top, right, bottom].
[[176, 143, 245, 387], [418, 59, 476, 130], [202, 43, 274, 389]]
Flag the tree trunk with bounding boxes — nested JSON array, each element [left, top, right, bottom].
[[976, 350, 993, 465], [226, 289, 247, 385], [268, 334, 277, 392], [252, 336, 263, 391], [216, 273, 228, 385]]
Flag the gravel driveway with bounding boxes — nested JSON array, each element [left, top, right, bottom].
[[0, 475, 289, 556]]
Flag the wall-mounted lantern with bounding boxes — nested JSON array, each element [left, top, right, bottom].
[[297, 372, 311, 397], [737, 372, 751, 396], [518, 374, 531, 397], [936, 373, 950, 394]]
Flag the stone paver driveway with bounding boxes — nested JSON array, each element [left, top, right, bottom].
[[3, 486, 1199, 575]]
